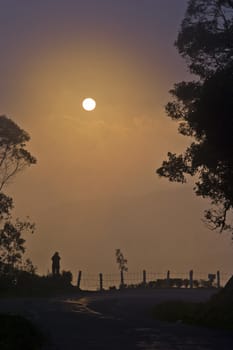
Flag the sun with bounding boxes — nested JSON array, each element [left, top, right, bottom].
[[82, 98, 96, 111]]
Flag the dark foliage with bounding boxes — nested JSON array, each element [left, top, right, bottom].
[[176, 0, 233, 78], [115, 249, 128, 272], [109, 277, 218, 290], [157, 0, 233, 234], [0, 314, 44, 350], [0, 116, 36, 276], [0, 269, 74, 296], [0, 115, 36, 191], [152, 300, 201, 323], [152, 276, 233, 329]]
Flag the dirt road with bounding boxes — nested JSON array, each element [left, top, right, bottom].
[[0, 289, 233, 349]]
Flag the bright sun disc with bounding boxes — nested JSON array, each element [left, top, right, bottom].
[[82, 98, 96, 111]]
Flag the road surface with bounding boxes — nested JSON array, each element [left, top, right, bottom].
[[0, 289, 233, 349]]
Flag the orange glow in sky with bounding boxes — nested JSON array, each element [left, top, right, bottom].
[[1, 0, 232, 278]]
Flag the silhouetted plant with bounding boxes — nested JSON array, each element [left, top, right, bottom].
[[0, 116, 36, 279], [0, 116, 36, 190], [0, 220, 34, 271], [115, 249, 128, 287], [193, 279, 200, 288], [199, 279, 213, 288], [61, 270, 73, 285], [109, 285, 117, 291], [183, 279, 190, 288], [154, 279, 168, 288], [173, 278, 183, 288], [157, 0, 233, 236], [22, 258, 37, 275]]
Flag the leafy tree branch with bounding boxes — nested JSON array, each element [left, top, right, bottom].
[[157, 0, 233, 236]]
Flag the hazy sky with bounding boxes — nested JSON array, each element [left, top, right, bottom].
[[1, 0, 232, 284]]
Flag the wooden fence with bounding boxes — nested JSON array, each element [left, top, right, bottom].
[[75, 270, 232, 291]]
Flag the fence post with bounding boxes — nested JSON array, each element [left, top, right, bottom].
[[77, 270, 82, 289], [189, 270, 193, 288], [217, 270, 220, 288], [166, 270, 170, 287], [143, 270, 146, 285], [99, 273, 103, 291]]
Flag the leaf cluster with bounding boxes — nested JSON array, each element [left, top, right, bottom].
[[177, 0, 233, 78], [157, 0, 233, 233], [0, 116, 36, 274], [115, 249, 128, 272]]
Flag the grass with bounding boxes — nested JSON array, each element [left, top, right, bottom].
[[0, 284, 79, 298], [152, 300, 201, 323], [0, 314, 45, 350], [152, 289, 233, 330]]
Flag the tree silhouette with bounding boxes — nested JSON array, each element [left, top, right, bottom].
[[176, 0, 233, 78], [0, 116, 36, 190], [115, 249, 128, 287], [0, 220, 35, 272], [157, 0, 233, 234], [0, 116, 36, 275]]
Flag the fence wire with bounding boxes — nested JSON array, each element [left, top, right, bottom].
[[77, 270, 232, 291]]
